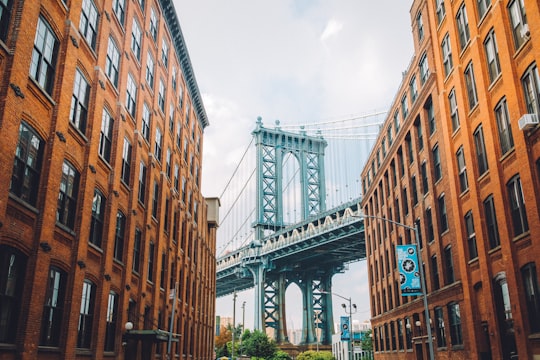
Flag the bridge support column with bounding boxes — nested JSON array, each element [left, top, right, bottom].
[[244, 260, 266, 331], [264, 273, 288, 343]]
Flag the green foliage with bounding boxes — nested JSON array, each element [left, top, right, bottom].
[[296, 350, 335, 360], [271, 350, 292, 360], [240, 329, 278, 359], [361, 329, 373, 351]]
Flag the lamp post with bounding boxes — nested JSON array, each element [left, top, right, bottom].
[[232, 291, 237, 360], [355, 212, 434, 360], [241, 301, 246, 355], [321, 291, 356, 360]]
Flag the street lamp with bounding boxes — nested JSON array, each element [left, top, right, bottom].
[[355, 212, 435, 360], [232, 291, 237, 360], [321, 291, 356, 360]]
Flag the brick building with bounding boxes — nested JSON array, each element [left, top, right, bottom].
[[361, 0, 540, 359], [0, 1, 218, 359]]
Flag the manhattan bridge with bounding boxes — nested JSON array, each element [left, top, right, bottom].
[[215, 113, 385, 346]]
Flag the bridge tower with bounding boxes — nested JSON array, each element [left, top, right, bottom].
[[246, 117, 338, 345]]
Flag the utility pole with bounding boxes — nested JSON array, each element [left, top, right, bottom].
[[241, 301, 246, 355]]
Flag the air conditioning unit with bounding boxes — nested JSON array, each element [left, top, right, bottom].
[[518, 113, 539, 130], [520, 24, 531, 38]]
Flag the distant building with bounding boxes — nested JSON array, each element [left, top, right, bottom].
[[361, 0, 540, 359], [0, 1, 217, 359]]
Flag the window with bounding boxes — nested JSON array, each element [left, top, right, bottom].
[[441, 33, 453, 77], [161, 38, 169, 68], [0, 246, 26, 344], [401, 94, 408, 119], [104, 292, 118, 352], [121, 138, 132, 185], [169, 104, 175, 132], [387, 126, 393, 145], [426, 207, 434, 243], [436, 0, 446, 24], [405, 317, 413, 349], [419, 53, 429, 84], [155, 127, 163, 161], [10, 122, 44, 206], [89, 189, 106, 248], [148, 242, 155, 282], [172, 67, 177, 92], [425, 97, 435, 134], [493, 273, 517, 358], [522, 63, 540, 116], [508, 0, 528, 50], [114, 211, 126, 261], [447, 303, 462, 346], [70, 69, 90, 134], [411, 175, 418, 205], [456, 146, 468, 193], [105, 37, 120, 87], [477, 0, 491, 19], [133, 229, 142, 273], [444, 245, 455, 284], [57, 161, 80, 229], [0, 0, 12, 41], [79, 0, 99, 49], [77, 280, 95, 348], [522, 263, 540, 333], [421, 162, 429, 195], [126, 73, 137, 117], [30, 16, 59, 95], [484, 30, 501, 83], [149, 7, 158, 40], [40, 267, 66, 346], [432, 145, 442, 182], [112, 0, 125, 25], [507, 174, 529, 236], [495, 98, 514, 155], [465, 211, 478, 260], [142, 103, 151, 142], [158, 79, 165, 112], [174, 163, 179, 192], [131, 19, 142, 61], [146, 52, 155, 88], [484, 195, 500, 249], [456, 4, 470, 50], [393, 110, 400, 134], [152, 180, 159, 219], [416, 12, 424, 41], [397, 319, 404, 350], [99, 109, 114, 162], [449, 88, 460, 131], [438, 194, 448, 233], [474, 125, 489, 176], [431, 254, 440, 290], [406, 134, 413, 164], [464, 62, 478, 109], [166, 148, 172, 178], [138, 161, 147, 204], [434, 307, 446, 347]]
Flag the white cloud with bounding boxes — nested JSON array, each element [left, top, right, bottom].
[[320, 18, 344, 42]]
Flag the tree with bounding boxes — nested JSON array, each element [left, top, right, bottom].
[[240, 329, 278, 359], [271, 350, 292, 360], [361, 329, 373, 351], [215, 325, 232, 357], [296, 350, 335, 360]]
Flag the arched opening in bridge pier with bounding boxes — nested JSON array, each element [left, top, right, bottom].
[[282, 152, 302, 226], [284, 283, 303, 344]]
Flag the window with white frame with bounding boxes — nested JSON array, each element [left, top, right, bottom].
[[483, 195, 500, 249], [57, 160, 80, 229], [99, 108, 114, 163], [145, 51, 155, 88], [409, 75, 418, 103], [89, 189, 106, 248], [484, 29, 501, 83], [464, 62, 478, 109], [449, 88, 459, 131], [79, 0, 99, 49], [142, 102, 151, 142], [147, 7, 157, 41], [121, 138, 132, 185], [495, 97, 514, 155], [154, 127, 163, 162], [401, 94, 408, 119], [30, 16, 59, 95], [130, 18, 142, 60], [465, 211, 478, 260], [433, 144, 442, 182], [416, 12, 424, 41], [456, 146, 468, 193], [105, 37, 120, 87], [419, 52, 429, 84], [436, 0, 445, 24], [0, 0, 12, 42], [508, 0, 528, 50], [441, 33, 453, 77], [477, 0, 491, 19], [158, 79, 165, 112], [112, 0, 125, 25], [70, 69, 90, 134], [456, 4, 470, 50], [507, 174, 529, 237], [138, 161, 147, 204], [161, 38, 169, 68], [521, 63, 540, 116], [77, 280, 95, 348], [126, 73, 137, 117]]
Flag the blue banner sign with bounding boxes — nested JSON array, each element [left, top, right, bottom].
[[396, 245, 423, 296], [340, 316, 350, 341]]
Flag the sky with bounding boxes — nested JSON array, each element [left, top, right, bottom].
[[173, 0, 414, 332]]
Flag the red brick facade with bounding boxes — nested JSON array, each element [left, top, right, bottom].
[[361, 0, 540, 359], [0, 1, 217, 359]]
